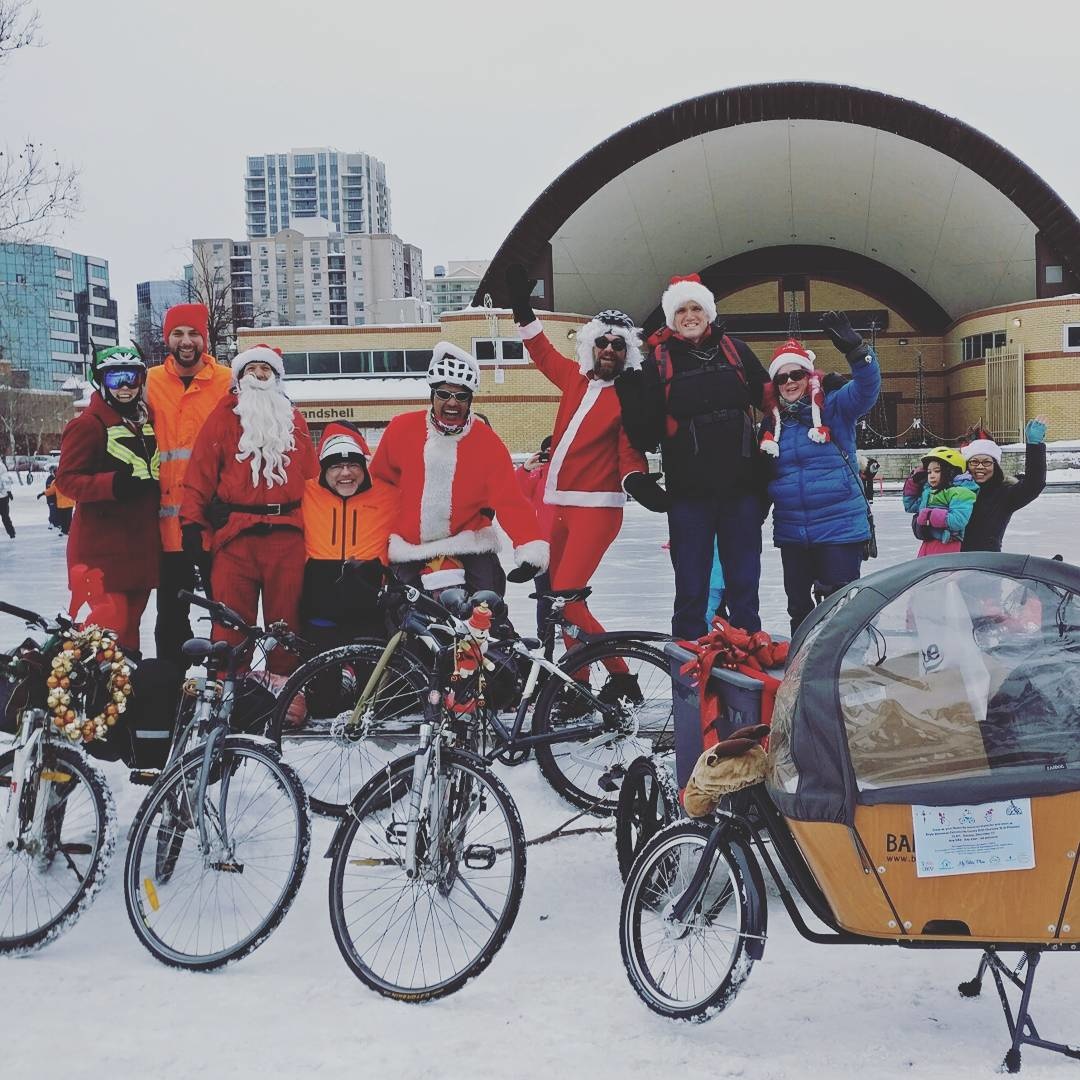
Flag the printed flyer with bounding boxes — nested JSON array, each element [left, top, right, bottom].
[[912, 799, 1035, 878]]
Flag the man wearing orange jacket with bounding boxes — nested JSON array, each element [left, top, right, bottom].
[[300, 422, 397, 648], [146, 303, 232, 667]]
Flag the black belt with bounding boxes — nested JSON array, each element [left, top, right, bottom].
[[219, 500, 301, 516]]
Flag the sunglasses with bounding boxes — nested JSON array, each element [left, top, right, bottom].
[[595, 336, 627, 352], [773, 370, 809, 386], [433, 388, 472, 402], [102, 368, 145, 390]]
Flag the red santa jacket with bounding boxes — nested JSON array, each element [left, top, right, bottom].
[[520, 322, 647, 508], [369, 409, 548, 570], [180, 392, 317, 554]]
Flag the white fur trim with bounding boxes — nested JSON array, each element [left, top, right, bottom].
[[545, 381, 607, 504], [420, 567, 466, 590], [768, 350, 816, 380], [419, 415, 460, 543], [544, 488, 626, 507], [518, 319, 543, 341], [661, 280, 717, 329], [961, 438, 1002, 463], [388, 526, 502, 564], [574, 318, 644, 377], [513, 539, 550, 572], [232, 345, 284, 383]]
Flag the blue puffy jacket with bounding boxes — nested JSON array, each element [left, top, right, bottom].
[[767, 348, 881, 546]]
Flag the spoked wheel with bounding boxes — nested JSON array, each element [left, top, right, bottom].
[[532, 640, 674, 814], [265, 642, 429, 817], [329, 748, 526, 1001], [615, 756, 681, 881], [0, 745, 115, 955], [124, 740, 310, 971], [620, 820, 759, 1021]]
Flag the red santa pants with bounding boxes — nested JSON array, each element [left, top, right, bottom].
[[86, 590, 151, 654], [210, 527, 305, 675], [549, 505, 627, 675]]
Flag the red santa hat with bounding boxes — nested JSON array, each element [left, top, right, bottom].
[[661, 274, 717, 330], [421, 555, 466, 591], [232, 344, 285, 384], [759, 339, 829, 457], [163, 303, 210, 345]]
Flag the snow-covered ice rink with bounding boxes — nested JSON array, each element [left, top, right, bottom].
[[1, 485, 1078, 1080]]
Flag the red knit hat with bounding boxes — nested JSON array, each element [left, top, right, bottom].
[[759, 339, 829, 457], [163, 303, 210, 344]]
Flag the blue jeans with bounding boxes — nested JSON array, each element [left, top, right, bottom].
[[668, 492, 763, 639], [779, 541, 863, 633]]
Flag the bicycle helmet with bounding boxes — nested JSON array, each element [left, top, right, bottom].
[[921, 446, 965, 472], [427, 342, 480, 392], [89, 344, 146, 388]]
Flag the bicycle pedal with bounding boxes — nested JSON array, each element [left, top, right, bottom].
[[597, 764, 627, 793], [58, 842, 92, 855], [464, 844, 496, 870], [128, 769, 161, 786], [210, 861, 244, 874]]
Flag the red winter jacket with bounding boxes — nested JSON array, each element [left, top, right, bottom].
[[180, 393, 317, 554], [55, 393, 161, 592], [520, 322, 647, 507], [369, 410, 548, 570]]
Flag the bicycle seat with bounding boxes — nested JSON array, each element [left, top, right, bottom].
[[536, 587, 592, 602], [181, 637, 232, 664]]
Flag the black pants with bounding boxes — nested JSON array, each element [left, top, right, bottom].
[[0, 496, 13, 538], [779, 542, 863, 634], [155, 551, 211, 669], [56, 507, 72, 535]]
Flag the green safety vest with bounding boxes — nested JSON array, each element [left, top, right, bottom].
[[105, 421, 160, 481]]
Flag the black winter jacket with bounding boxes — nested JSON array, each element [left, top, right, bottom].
[[961, 442, 1046, 553]]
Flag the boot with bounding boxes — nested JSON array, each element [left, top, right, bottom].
[[598, 672, 643, 707]]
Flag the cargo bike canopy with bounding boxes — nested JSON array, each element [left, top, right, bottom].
[[767, 553, 1080, 824]]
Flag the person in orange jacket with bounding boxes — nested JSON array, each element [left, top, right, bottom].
[[146, 302, 232, 667], [300, 422, 397, 648], [180, 345, 317, 673], [41, 473, 75, 535]]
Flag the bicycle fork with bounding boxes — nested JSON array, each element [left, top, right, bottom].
[[404, 723, 437, 879], [1, 713, 45, 852]]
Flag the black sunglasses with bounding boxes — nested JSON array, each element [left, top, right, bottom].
[[595, 335, 627, 352], [773, 370, 809, 386], [433, 388, 472, 402]]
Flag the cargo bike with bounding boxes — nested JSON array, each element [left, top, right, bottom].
[[619, 553, 1080, 1072]]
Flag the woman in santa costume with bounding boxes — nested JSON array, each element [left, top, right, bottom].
[[180, 345, 317, 672], [369, 342, 548, 595]]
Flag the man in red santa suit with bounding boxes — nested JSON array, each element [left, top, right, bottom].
[[504, 266, 664, 695], [180, 345, 317, 672], [369, 342, 548, 596]]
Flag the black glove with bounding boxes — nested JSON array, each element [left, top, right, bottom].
[[507, 561, 542, 584], [820, 310, 865, 358], [181, 523, 205, 562], [504, 263, 537, 326], [624, 472, 671, 513], [113, 472, 160, 501]]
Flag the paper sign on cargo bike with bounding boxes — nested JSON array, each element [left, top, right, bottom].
[[618, 552, 1080, 1073]]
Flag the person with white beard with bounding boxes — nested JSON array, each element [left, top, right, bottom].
[[180, 346, 317, 672]]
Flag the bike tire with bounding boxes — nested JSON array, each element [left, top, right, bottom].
[[0, 744, 116, 955], [619, 820, 756, 1021], [264, 640, 430, 817], [123, 739, 310, 971], [532, 639, 674, 815], [615, 755, 681, 881], [328, 748, 526, 1001]]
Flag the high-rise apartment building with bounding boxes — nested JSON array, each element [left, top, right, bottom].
[[244, 149, 390, 238], [425, 260, 490, 317], [0, 243, 119, 389]]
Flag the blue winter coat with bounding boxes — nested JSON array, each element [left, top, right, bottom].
[[767, 349, 881, 547]]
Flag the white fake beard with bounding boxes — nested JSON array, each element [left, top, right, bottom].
[[234, 374, 295, 488]]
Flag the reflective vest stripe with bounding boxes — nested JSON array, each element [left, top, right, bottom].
[[105, 423, 160, 481], [159, 448, 192, 463], [159, 505, 180, 518]]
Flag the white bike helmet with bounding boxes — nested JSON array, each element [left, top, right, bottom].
[[427, 341, 480, 393]]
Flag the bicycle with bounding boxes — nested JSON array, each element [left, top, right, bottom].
[[0, 601, 116, 954], [266, 578, 674, 817], [122, 590, 312, 971]]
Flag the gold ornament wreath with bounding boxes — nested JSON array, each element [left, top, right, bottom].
[[44, 627, 132, 744]]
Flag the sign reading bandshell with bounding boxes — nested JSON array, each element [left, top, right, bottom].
[[911, 799, 1034, 878]]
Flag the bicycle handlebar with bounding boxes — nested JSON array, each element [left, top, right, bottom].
[[0, 600, 48, 628], [177, 590, 259, 638]]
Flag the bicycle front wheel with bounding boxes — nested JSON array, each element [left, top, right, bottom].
[[532, 639, 674, 814], [0, 744, 115, 955], [124, 740, 310, 971], [329, 748, 526, 1001], [266, 641, 429, 817]]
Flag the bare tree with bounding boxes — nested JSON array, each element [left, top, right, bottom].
[[188, 245, 274, 362]]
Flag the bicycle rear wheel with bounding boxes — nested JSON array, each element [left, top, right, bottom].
[[532, 639, 674, 814], [266, 641, 428, 817], [0, 744, 115, 955], [329, 748, 526, 1001], [124, 739, 310, 971], [615, 755, 681, 881]]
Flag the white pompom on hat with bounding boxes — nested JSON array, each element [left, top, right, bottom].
[[232, 344, 285, 384], [961, 438, 1002, 464], [661, 274, 717, 330]]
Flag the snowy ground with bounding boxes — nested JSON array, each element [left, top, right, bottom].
[[1, 492, 1078, 1079]]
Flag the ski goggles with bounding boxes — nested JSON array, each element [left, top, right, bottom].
[[594, 335, 627, 352], [433, 388, 472, 402], [101, 367, 146, 391]]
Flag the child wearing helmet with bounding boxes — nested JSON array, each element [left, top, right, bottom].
[[902, 446, 979, 556], [54, 346, 161, 651]]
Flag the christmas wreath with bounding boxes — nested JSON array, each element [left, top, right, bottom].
[[45, 627, 132, 744]]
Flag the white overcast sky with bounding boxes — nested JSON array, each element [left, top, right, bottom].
[[6, 0, 1080, 332]]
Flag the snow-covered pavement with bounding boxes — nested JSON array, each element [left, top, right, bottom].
[[0, 491, 1078, 1079]]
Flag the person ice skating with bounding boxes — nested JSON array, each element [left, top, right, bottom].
[[759, 314, 881, 632], [505, 265, 653, 687], [38, 467, 58, 529], [180, 345, 317, 673], [54, 346, 161, 652], [146, 302, 232, 667], [300, 421, 397, 648], [43, 473, 74, 535], [0, 461, 14, 539], [961, 420, 1048, 552], [618, 273, 770, 638], [369, 342, 548, 596], [902, 446, 978, 556]]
